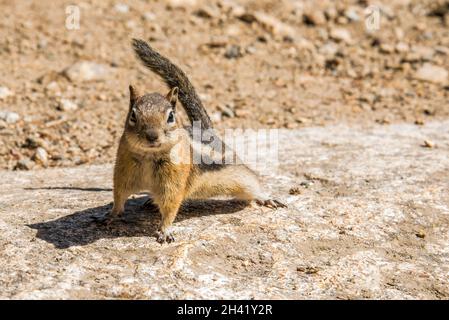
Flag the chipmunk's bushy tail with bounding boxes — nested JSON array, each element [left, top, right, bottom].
[[132, 38, 212, 129]]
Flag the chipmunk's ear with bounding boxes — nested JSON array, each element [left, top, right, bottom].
[[166, 87, 178, 109], [129, 85, 140, 109]]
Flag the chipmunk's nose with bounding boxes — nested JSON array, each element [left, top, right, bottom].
[[145, 130, 159, 143]]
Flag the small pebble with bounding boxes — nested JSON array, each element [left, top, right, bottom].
[[16, 158, 34, 170], [0, 86, 14, 100], [0, 111, 20, 124], [235, 109, 250, 118], [297, 266, 319, 274], [58, 99, 78, 111], [33, 147, 48, 165], [414, 119, 425, 125], [303, 11, 326, 26], [64, 61, 113, 82], [218, 104, 235, 118], [416, 231, 426, 239], [224, 45, 243, 59], [330, 28, 352, 44], [345, 7, 360, 22], [414, 64, 448, 84], [422, 140, 434, 148], [289, 187, 302, 195], [114, 3, 129, 13]]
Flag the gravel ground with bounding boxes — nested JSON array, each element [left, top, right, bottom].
[[0, 0, 448, 170]]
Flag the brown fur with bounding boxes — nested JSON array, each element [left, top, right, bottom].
[[104, 40, 285, 243]]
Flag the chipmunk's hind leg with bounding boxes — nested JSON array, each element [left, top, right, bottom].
[[188, 165, 286, 208], [255, 198, 287, 209], [222, 166, 287, 209], [235, 180, 287, 209]]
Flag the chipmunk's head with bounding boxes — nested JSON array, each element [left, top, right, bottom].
[[123, 85, 181, 153]]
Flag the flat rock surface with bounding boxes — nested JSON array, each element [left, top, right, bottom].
[[1, 121, 449, 299]]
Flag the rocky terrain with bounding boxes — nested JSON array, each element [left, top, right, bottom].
[[0, 0, 448, 170], [0, 0, 448, 300], [1, 121, 448, 299]]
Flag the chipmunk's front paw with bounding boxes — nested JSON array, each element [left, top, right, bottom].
[[94, 212, 121, 226], [94, 216, 114, 226], [156, 229, 175, 244], [140, 197, 159, 213], [256, 199, 287, 209]]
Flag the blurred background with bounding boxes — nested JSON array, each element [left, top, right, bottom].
[[0, 0, 447, 170]]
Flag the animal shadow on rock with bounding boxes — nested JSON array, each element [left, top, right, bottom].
[[28, 196, 248, 249]]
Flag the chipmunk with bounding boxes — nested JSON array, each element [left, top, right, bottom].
[[100, 39, 285, 243]]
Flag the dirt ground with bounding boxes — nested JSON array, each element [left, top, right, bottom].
[[0, 0, 448, 170]]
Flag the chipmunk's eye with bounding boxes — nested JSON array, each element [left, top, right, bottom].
[[129, 110, 137, 126], [167, 111, 175, 124]]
